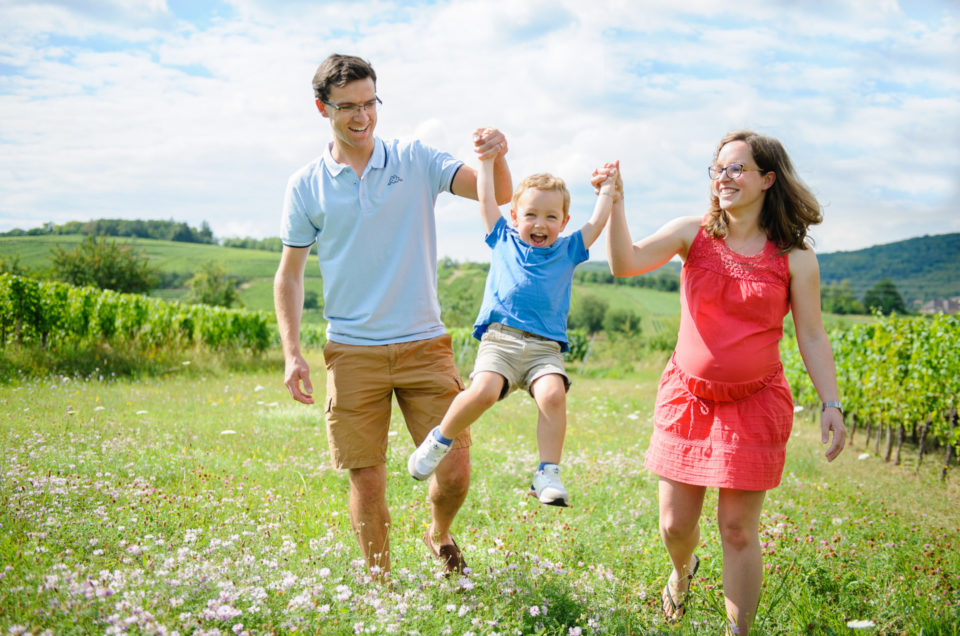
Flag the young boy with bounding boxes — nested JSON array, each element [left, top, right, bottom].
[[408, 130, 621, 506]]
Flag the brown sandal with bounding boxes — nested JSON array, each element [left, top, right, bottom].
[[423, 528, 467, 577], [661, 554, 700, 622]]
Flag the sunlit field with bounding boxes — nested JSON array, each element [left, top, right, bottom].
[[1, 355, 958, 634]]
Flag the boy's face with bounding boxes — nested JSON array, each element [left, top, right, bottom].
[[509, 188, 569, 248], [316, 77, 377, 155]]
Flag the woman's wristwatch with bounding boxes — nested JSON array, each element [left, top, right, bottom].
[[821, 400, 843, 414]]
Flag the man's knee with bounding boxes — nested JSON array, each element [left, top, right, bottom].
[[350, 465, 387, 500]]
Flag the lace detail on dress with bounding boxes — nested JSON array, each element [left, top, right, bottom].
[[685, 227, 789, 287]]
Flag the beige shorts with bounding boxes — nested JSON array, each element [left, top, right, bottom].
[[323, 334, 470, 470], [471, 323, 571, 400]]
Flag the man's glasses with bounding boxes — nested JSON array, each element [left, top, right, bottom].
[[322, 96, 382, 116], [708, 163, 765, 180]]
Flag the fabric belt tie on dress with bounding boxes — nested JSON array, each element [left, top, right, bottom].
[[668, 352, 783, 409]]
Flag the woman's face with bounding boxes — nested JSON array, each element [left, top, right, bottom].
[[711, 140, 775, 215]]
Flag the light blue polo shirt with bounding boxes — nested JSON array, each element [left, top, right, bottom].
[[281, 137, 463, 345]]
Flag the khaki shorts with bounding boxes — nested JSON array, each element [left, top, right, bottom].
[[471, 323, 571, 400], [323, 334, 469, 470]]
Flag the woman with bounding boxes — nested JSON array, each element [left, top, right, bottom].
[[603, 130, 846, 634]]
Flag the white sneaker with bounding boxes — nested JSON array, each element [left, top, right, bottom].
[[408, 427, 452, 481], [530, 464, 569, 507]]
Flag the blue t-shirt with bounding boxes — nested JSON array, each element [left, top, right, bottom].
[[473, 216, 588, 351], [281, 137, 462, 345]]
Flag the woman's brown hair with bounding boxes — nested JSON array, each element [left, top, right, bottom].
[[705, 130, 822, 252]]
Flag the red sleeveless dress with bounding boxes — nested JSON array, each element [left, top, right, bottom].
[[644, 225, 795, 491]]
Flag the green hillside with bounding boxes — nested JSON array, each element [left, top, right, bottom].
[[4, 231, 956, 320], [817, 233, 959, 305], [0, 235, 327, 324]]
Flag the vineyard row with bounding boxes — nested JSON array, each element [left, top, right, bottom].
[[783, 312, 959, 477]]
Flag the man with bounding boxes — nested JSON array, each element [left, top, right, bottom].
[[274, 53, 511, 579]]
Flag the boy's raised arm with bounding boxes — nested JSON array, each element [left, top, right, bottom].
[[580, 161, 621, 249], [451, 128, 513, 205], [475, 130, 504, 234]]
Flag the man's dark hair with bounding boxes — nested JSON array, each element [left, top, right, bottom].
[[312, 54, 376, 102]]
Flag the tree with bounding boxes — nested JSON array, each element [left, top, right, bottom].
[[0, 253, 29, 277], [50, 236, 158, 294], [821, 280, 864, 314], [863, 279, 907, 315], [185, 262, 243, 308], [603, 307, 643, 337], [568, 293, 608, 334], [303, 289, 321, 310]]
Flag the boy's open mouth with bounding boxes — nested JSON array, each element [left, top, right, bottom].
[[530, 232, 548, 246]]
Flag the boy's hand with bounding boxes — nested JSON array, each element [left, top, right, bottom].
[[473, 127, 508, 162], [591, 161, 622, 201]]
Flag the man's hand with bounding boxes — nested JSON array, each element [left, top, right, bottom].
[[284, 354, 315, 404], [473, 127, 508, 162]]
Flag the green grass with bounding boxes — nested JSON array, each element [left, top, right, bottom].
[[1, 358, 957, 634]]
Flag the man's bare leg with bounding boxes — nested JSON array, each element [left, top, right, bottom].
[[427, 446, 470, 546], [348, 463, 391, 579]]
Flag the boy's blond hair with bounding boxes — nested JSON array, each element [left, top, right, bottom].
[[512, 173, 571, 220]]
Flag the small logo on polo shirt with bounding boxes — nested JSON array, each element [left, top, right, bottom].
[[388, 174, 403, 185]]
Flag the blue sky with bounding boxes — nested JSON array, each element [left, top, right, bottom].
[[1, 0, 958, 262]]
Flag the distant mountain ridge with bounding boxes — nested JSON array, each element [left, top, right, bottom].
[[818, 233, 959, 305]]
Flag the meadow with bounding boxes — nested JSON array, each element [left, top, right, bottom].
[[2, 351, 958, 635]]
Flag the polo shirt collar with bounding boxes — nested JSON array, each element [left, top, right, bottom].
[[323, 138, 387, 177]]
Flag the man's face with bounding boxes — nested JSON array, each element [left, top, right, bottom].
[[317, 77, 377, 154], [509, 188, 569, 247]]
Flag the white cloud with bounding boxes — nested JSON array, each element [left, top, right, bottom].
[[0, 0, 957, 263]]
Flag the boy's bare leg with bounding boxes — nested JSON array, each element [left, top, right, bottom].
[[348, 464, 391, 579], [530, 374, 567, 463], [438, 371, 505, 439]]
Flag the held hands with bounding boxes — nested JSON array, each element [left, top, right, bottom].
[[591, 161, 622, 202], [473, 127, 508, 162], [821, 408, 846, 461]]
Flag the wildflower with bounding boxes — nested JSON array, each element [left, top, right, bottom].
[[569, 628, 583, 636], [529, 606, 541, 617], [847, 620, 877, 629]]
